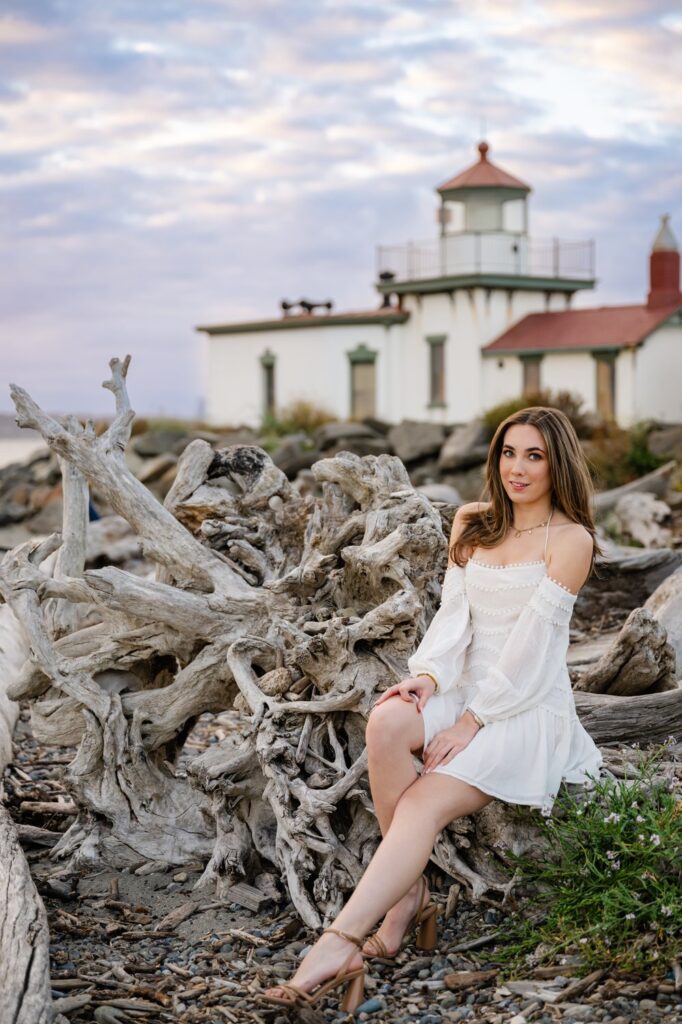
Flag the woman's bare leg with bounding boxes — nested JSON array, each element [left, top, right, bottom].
[[364, 695, 430, 952], [366, 696, 425, 834], [267, 773, 493, 998]]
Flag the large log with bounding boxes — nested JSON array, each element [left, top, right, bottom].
[[0, 807, 52, 1024]]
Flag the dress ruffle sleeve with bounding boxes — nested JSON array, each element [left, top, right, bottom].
[[407, 564, 473, 694], [466, 575, 576, 725]]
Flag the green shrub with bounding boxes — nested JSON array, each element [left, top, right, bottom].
[[493, 748, 682, 977], [259, 399, 337, 438], [482, 390, 595, 440]]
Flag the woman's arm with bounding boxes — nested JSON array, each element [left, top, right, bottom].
[[406, 503, 482, 694]]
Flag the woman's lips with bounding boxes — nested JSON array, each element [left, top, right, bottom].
[[510, 482, 529, 490]]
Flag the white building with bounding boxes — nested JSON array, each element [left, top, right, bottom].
[[198, 143, 682, 428]]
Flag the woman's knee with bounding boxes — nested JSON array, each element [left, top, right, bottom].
[[366, 697, 420, 753]]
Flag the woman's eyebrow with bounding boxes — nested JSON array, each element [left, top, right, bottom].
[[503, 444, 546, 453]]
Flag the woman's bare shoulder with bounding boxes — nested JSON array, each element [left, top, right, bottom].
[[449, 501, 490, 562], [453, 500, 491, 524], [547, 521, 594, 592]]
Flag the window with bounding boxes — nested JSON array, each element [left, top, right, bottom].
[[348, 344, 377, 419], [427, 335, 446, 406], [521, 355, 542, 396], [594, 352, 616, 420], [260, 349, 276, 417]]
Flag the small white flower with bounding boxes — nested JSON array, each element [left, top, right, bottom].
[[606, 849, 618, 860], [635, 815, 645, 823], [638, 834, 646, 842], [631, 801, 639, 809], [579, 938, 588, 944], [661, 905, 673, 917], [610, 858, 621, 870], [604, 812, 621, 824], [650, 834, 661, 846], [625, 912, 635, 920]]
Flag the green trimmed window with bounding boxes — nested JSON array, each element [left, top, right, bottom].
[[260, 349, 276, 417], [427, 335, 446, 407], [348, 344, 377, 419], [521, 354, 542, 395]]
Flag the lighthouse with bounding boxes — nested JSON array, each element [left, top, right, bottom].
[[374, 141, 596, 423]]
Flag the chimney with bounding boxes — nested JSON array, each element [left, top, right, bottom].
[[648, 215, 682, 309]]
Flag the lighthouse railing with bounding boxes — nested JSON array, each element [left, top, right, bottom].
[[376, 233, 594, 283]]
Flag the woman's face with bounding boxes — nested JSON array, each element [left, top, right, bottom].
[[498, 423, 552, 506]]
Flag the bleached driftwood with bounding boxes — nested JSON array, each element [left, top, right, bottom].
[[0, 807, 52, 1024], [592, 459, 677, 517], [0, 581, 52, 1023], [3, 357, 682, 931]]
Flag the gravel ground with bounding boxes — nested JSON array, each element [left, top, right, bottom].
[[4, 717, 681, 1024]]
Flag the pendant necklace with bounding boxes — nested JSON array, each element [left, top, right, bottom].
[[511, 506, 553, 539]]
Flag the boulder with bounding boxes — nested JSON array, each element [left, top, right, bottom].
[[388, 420, 446, 463], [313, 421, 381, 450], [648, 424, 682, 462], [209, 428, 260, 447], [417, 483, 463, 505], [442, 464, 487, 502], [607, 493, 672, 548], [272, 437, 322, 478], [132, 428, 189, 458], [137, 452, 177, 485], [325, 437, 392, 458], [438, 419, 489, 471], [645, 565, 682, 672]]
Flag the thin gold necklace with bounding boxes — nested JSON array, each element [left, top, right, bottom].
[[511, 506, 553, 539]]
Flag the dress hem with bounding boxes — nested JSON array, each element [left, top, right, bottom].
[[425, 763, 601, 811]]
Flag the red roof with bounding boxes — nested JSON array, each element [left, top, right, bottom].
[[482, 302, 682, 354], [438, 141, 531, 194]]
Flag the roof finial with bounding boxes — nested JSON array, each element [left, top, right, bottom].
[[478, 140, 489, 162]]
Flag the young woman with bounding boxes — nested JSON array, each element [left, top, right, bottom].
[[259, 406, 604, 1011]]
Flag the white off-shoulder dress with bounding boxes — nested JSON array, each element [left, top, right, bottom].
[[407, 551, 603, 815]]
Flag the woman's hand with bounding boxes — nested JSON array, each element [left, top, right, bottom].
[[422, 711, 480, 772], [373, 675, 436, 713]]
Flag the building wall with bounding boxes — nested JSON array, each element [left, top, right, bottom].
[[633, 322, 682, 423], [204, 323, 395, 427], [399, 286, 563, 423]]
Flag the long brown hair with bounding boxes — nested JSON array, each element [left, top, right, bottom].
[[450, 406, 602, 575]]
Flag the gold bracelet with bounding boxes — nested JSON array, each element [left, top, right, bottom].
[[465, 705, 485, 728], [416, 671, 439, 694]]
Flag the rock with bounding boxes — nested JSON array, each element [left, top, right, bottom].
[[438, 419, 489, 471], [0, 523, 35, 550], [610, 492, 672, 548], [325, 437, 392, 458], [593, 460, 676, 516], [313, 421, 381, 450], [416, 483, 463, 505], [442, 464, 487, 501], [645, 564, 682, 670], [132, 428, 189, 458], [137, 453, 178, 484], [272, 437, 321, 478], [213, 428, 260, 447], [648, 424, 682, 462], [388, 420, 446, 463], [353, 996, 385, 1015]]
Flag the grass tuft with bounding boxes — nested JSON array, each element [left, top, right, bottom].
[[493, 746, 681, 978]]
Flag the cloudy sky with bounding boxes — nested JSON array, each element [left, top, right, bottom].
[[1, 0, 680, 418]]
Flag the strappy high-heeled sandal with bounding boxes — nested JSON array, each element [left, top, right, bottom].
[[362, 875, 440, 959], [257, 926, 368, 1012]]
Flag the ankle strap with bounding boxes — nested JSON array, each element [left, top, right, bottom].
[[322, 926, 364, 949]]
